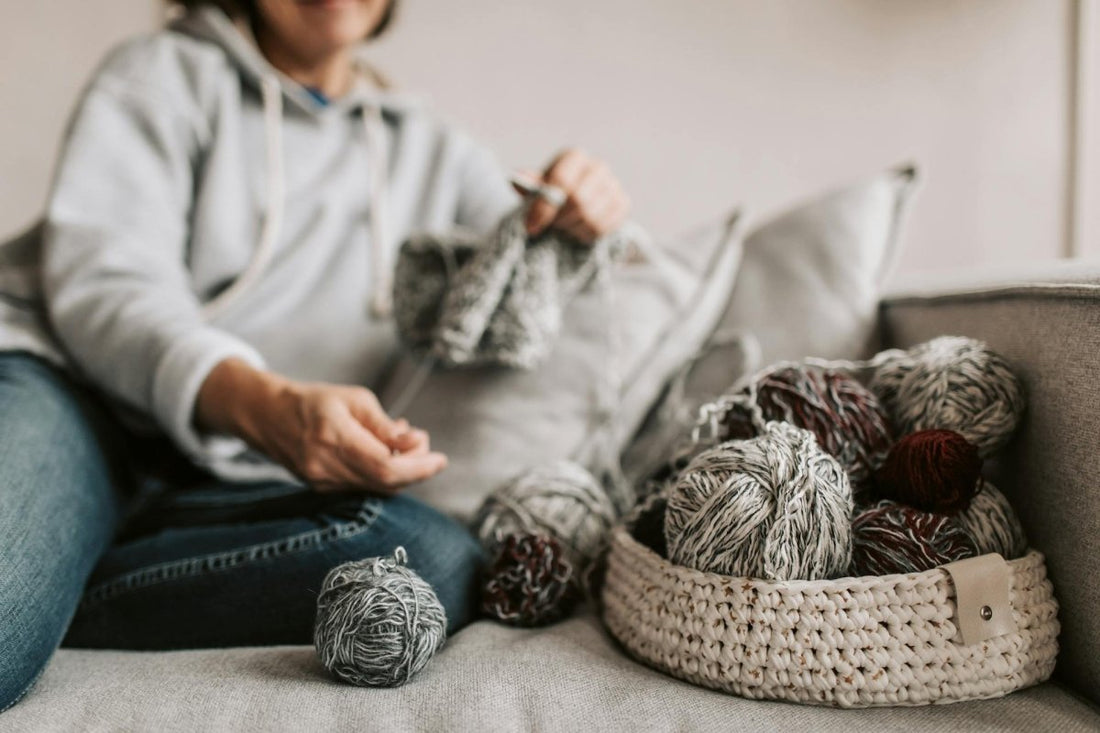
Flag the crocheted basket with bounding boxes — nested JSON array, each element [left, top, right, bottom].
[[601, 499, 1059, 708]]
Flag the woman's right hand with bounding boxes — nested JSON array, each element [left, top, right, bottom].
[[195, 358, 447, 494]]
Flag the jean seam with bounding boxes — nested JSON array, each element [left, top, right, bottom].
[[79, 499, 381, 611]]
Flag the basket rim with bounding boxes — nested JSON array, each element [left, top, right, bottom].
[[609, 523, 1043, 592]]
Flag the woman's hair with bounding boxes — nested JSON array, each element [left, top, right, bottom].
[[171, 0, 398, 40]]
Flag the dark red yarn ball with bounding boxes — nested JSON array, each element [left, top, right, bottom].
[[481, 532, 580, 627], [724, 365, 894, 493], [874, 429, 983, 514], [850, 500, 977, 576]]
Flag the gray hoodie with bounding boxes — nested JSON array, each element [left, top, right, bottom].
[[0, 6, 515, 477]]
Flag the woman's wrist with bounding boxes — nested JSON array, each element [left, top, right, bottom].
[[194, 357, 288, 441]]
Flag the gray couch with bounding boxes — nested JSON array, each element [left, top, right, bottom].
[[4, 261, 1099, 731]]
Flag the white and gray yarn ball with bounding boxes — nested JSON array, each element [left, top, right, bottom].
[[314, 547, 447, 688], [475, 461, 616, 570], [663, 421, 853, 581], [957, 481, 1029, 559], [869, 336, 1025, 457]]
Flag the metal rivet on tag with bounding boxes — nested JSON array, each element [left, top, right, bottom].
[[980, 605, 993, 621]]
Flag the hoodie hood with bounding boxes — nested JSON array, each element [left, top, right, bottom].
[[169, 4, 420, 118]]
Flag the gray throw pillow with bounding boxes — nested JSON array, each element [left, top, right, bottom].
[[683, 164, 918, 398], [377, 212, 745, 522], [621, 165, 919, 486]]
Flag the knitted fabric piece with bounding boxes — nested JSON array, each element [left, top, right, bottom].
[[393, 206, 635, 369]]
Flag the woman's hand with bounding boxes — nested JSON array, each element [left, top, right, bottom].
[[195, 358, 447, 494], [518, 148, 631, 244]]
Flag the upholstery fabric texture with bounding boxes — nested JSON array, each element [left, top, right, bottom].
[[378, 211, 745, 521], [4, 612, 1097, 732]]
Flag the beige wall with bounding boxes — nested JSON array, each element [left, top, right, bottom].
[[1, 1, 1090, 277]]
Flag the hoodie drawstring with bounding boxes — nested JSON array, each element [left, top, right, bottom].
[[201, 75, 394, 321], [362, 103, 394, 318], [202, 76, 285, 321]]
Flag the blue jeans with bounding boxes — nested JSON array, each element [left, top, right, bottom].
[[0, 352, 483, 711]]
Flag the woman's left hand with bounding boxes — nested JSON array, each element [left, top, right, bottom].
[[517, 148, 631, 244]]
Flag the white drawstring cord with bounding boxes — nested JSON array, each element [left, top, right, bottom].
[[362, 104, 394, 318], [202, 77, 394, 322], [202, 76, 285, 321]]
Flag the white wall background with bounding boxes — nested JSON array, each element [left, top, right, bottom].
[[1, 0, 1093, 278]]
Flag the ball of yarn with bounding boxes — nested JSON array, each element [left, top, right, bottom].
[[957, 481, 1028, 559], [474, 460, 616, 570], [869, 336, 1025, 457], [664, 421, 853, 581], [850, 500, 977, 576], [874, 429, 982, 514], [724, 365, 893, 493], [481, 532, 580, 627], [314, 547, 447, 687]]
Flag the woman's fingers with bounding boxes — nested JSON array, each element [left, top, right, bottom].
[[523, 149, 630, 243], [525, 150, 589, 235], [328, 415, 446, 494]]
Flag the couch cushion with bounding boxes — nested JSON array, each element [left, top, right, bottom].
[[7, 611, 1098, 732], [879, 261, 1100, 706], [698, 164, 917, 381], [379, 212, 744, 521]]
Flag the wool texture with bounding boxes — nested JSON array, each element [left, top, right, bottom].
[[481, 532, 579, 627], [474, 460, 618, 571], [392, 206, 637, 369], [850, 500, 977, 576], [663, 421, 853, 581], [874, 429, 982, 514], [957, 481, 1029, 559], [313, 547, 446, 688], [869, 336, 1025, 457], [723, 365, 893, 494]]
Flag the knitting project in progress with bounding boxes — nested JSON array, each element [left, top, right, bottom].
[[393, 205, 639, 369]]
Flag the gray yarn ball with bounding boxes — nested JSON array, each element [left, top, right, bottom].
[[314, 547, 447, 688], [870, 336, 1025, 457], [957, 481, 1028, 559], [663, 421, 853, 581], [474, 460, 616, 570]]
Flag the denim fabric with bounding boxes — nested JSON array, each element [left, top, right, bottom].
[[0, 352, 483, 710]]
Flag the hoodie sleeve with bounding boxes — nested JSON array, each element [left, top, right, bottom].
[[41, 76, 264, 462]]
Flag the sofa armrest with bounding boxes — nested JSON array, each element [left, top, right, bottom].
[[881, 258, 1100, 308]]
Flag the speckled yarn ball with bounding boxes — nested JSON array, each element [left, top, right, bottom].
[[724, 365, 893, 493], [314, 547, 447, 688], [869, 336, 1025, 457], [664, 422, 853, 581], [875, 429, 982, 514], [850, 501, 978, 576], [481, 532, 580, 627], [474, 461, 616, 570], [957, 481, 1028, 559]]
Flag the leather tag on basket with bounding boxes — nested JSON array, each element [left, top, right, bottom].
[[944, 553, 1017, 645]]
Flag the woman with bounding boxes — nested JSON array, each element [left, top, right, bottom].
[[0, 0, 629, 709]]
